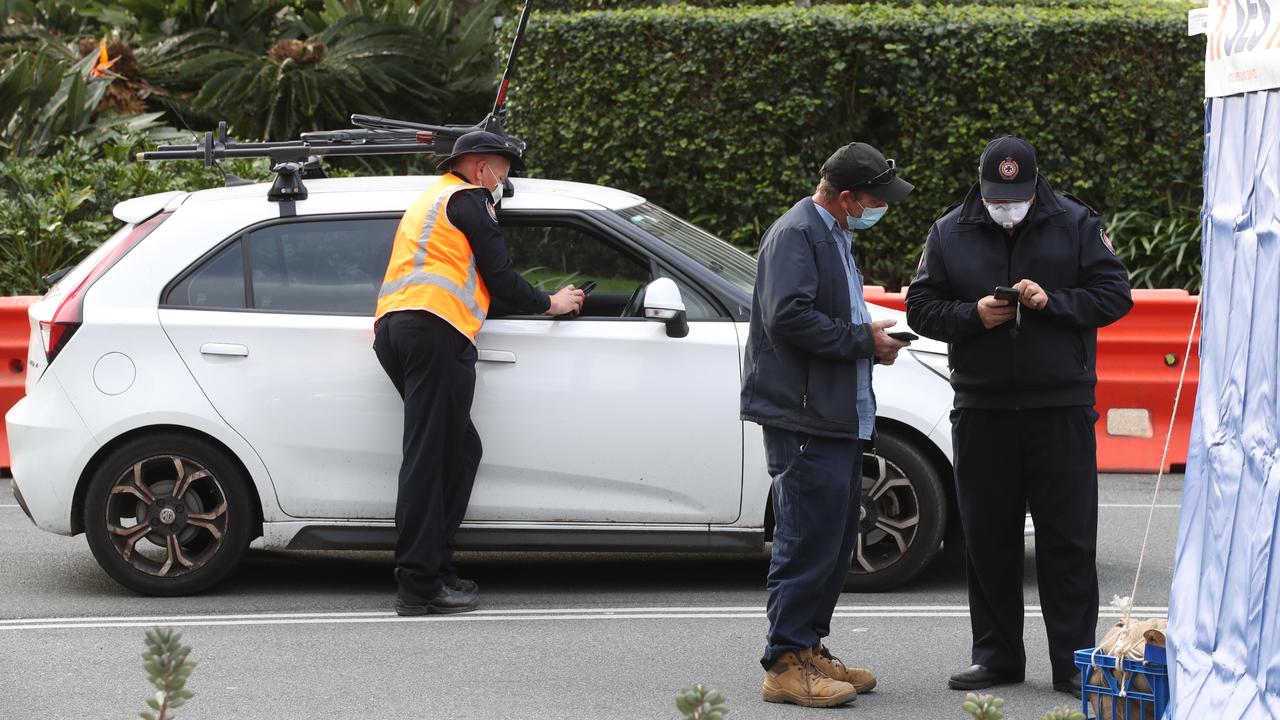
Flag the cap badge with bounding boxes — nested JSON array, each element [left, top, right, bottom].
[[999, 157, 1019, 180]]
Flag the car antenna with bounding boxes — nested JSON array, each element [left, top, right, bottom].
[[135, 0, 535, 203]]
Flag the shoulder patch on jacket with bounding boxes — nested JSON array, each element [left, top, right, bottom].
[[1061, 193, 1101, 217], [1100, 226, 1117, 255]]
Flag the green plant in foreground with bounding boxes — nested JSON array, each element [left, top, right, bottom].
[[963, 692, 1005, 720], [1039, 707, 1087, 720], [961, 693, 1087, 720], [676, 684, 728, 720], [140, 627, 196, 720]]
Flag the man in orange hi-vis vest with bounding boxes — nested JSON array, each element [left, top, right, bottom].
[[374, 131, 584, 615]]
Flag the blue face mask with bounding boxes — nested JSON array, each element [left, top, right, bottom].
[[847, 200, 887, 230]]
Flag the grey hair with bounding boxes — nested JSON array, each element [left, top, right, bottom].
[[815, 178, 843, 202]]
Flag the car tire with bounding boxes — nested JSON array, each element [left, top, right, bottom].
[[843, 429, 948, 592], [84, 433, 253, 596]]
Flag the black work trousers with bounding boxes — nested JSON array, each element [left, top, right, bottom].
[[373, 310, 482, 600], [760, 426, 863, 669], [952, 406, 1100, 682]]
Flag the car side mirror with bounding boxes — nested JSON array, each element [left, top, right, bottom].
[[642, 277, 689, 338]]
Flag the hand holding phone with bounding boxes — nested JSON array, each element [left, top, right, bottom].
[[993, 286, 1020, 304], [978, 290, 1018, 329], [993, 285, 1022, 335]]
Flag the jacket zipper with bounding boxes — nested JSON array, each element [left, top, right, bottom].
[[1006, 232, 1020, 410], [802, 361, 810, 410]]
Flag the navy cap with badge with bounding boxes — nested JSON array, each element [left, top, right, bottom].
[[979, 135, 1037, 201], [436, 130, 526, 173], [821, 142, 914, 202]]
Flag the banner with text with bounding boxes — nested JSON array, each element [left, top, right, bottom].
[[1204, 0, 1280, 97]]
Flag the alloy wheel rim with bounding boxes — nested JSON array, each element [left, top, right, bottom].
[[851, 454, 921, 574], [104, 455, 229, 578]]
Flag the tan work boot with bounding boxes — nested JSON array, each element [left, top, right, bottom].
[[762, 649, 858, 707], [812, 644, 878, 694]]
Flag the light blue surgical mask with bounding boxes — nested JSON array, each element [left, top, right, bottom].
[[847, 201, 888, 230]]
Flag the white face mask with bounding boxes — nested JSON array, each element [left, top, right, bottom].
[[482, 165, 505, 206], [984, 199, 1032, 229]]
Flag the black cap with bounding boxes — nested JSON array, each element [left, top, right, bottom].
[[821, 142, 914, 203], [979, 135, 1037, 200], [436, 130, 526, 173]]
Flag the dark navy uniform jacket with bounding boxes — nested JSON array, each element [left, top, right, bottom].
[[905, 177, 1133, 409]]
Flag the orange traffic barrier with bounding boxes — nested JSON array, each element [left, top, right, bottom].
[[862, 285, 907, 312], [1094, 289, 1198, 473], [0, 290, 1203, 475], [865, 286, 1198, 473], [0, 297, 37, 472]]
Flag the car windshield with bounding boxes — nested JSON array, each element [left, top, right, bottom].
[[616, 202, 755, 294]]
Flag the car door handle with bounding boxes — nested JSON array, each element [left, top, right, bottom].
[[200, 343, 249, 357], [477, 349, 516, 363]]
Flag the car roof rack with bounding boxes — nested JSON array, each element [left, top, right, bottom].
[[136, 0, 533, 204]]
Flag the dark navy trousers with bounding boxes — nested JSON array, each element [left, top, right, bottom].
[[952, 406, 1100, 682], [760, 425, 863, 669], [373, 310, 482, 600]]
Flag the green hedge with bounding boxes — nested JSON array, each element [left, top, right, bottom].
[[0, 139, 272, 296], [507, 3, 1204, 287], [528, 0, 1168, 14]]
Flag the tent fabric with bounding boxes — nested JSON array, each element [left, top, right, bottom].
[[1168, 89, 1280, 719]]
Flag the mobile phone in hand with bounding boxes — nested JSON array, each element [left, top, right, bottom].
[[578, 280, 598, 295], [994, 286, 1020, 304], [887, 331, 918, 342]]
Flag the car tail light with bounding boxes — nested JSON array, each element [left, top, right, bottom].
[[41, 211, 171, 364]]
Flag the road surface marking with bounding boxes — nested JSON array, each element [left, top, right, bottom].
[[0, 605, 1169, 632]]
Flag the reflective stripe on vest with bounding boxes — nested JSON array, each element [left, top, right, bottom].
[[375, 174, 491, 341]]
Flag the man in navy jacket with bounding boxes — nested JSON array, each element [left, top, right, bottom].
[[741, 142, 912, 708], [905, 136, 1132, 695]]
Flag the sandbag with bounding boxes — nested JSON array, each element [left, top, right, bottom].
[[1085, 618, 1167, 720]]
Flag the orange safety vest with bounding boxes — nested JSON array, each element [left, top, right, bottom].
[[376, 173, 492, 342]]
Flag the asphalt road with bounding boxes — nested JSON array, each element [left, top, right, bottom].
[[1, 474, 1183, 720]]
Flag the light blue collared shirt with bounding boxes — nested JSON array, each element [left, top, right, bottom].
[[811, 200, 876, 440]]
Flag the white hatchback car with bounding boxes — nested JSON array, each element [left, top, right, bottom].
[[6, 175, 958, 596]]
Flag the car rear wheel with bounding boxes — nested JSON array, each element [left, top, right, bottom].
[[84, 433, 253, 596], [843, 429, 948, 592]]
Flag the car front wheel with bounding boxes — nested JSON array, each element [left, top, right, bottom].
[[84, 433, 253, 596], [843, 429, 948, 592]]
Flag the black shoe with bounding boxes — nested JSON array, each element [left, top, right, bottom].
[[948, 665, 1025, 691], [1053, 674, 1083, 698], [395, 585, 479, 616], [444, 576, 478, 595]]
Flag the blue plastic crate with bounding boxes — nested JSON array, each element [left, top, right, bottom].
[[1074, 646, 1170, 720]]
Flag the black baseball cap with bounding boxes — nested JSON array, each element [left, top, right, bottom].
[[821, 142, 914, 202], [979, 135, 1037, 201], [437, 130, 526, 173]]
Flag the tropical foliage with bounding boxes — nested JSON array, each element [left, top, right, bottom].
[[1, 0, 504, 150], [0, 136, 272, 295]]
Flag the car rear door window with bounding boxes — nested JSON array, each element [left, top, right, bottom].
[[247, 218, 398, 315], [167, 242, 246, 309], [165, 216, 398, 315]]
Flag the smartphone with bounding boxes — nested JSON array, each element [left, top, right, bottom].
[[888, 331, 918, 342], [578, 280, 598, 295], [994, 286, 1020, 304]]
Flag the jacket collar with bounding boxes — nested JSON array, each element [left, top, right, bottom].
[[795, 197, 834, 234], [957, 175, 1065, 227]]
